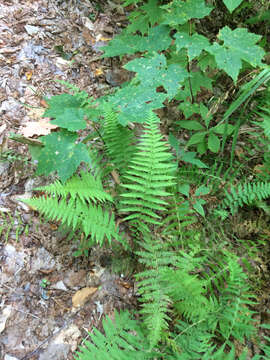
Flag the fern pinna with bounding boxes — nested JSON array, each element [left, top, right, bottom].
[[24, 171, 124, 249], [119, 111, 176, 227], [223, 181, 270, 215]]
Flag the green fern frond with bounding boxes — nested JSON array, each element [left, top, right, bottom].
[[102, 106, 135, 174], [135, 236, 177, 348], [26, 196, 120, 246], [120, 111, 176, 227], [36, 171, 112, 204], [75, 310, 156, 360], [202, 254, 256, 343], [223, 182, 270, 214], [162, 192, 196, 246]]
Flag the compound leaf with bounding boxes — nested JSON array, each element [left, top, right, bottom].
[[36, 130, 91, 182]]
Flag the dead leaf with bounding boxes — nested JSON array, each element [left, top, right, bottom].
[[21, 119, 58, 137], [95, 68, 104, 76], [72, 287, 98, 308], [0, 305, 12, 333], [27, 107, 45, 120], [40, 99, 49, 108], [0, 124, 7, 134], [25, 71, 33, 81]]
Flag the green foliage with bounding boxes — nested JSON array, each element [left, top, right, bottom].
[[206, 26, 265, 82], [222, 0, 245, 13], [74, 310, 156, 360], [21, 0, 270, 358], [102, 106, 135, 174], [119, 111, 176, 226], [222, 182, 270, 215], [36, 130, 91, 182], [24, 171, 124, 253]]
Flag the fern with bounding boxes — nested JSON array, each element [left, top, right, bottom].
[[135, 235, 177, 348], [223, 182, 270, 214], [102, 106, 135, 175], [24, 171, 124, 248], [74, 310, 157, 360], [120, 111, 176, 227], [36, 171, 113, 204]]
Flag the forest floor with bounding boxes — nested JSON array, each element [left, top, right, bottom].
[[0, 1, 136, 359]]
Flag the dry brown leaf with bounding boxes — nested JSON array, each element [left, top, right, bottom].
[[95, 67, 104, 76], [72, 287, 98, 308], [21, 119, 58, 137], [25, 71, 32, 80]]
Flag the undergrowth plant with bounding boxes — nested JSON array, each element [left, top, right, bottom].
[[19, 0, 270, 358]]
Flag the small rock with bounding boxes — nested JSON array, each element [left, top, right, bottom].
[[51, 281, 67, 291], [5, 355, 19, 360], [24, 25, 40, 35], [39, 343, 70, 360], [0, 161, 9, 176], [31, 248, 55, 272], [64, 269, 87, 289]]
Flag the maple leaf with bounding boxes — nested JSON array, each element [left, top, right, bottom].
[[174, 32, 210, 61], [36, 130, 91, 182], [102, 25, 171, 57], [43, 93, 87, 131], [207, 26, 265, 82], [161, 0, 213, 26], [124, 52, 189, 98]]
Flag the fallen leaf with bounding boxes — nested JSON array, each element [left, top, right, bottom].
[[0, 305, 12, 333], [21, 119, 58, 137], [25, 71, 33, 81], [95, 68, 104, 76], [72, 287, 98, 308], [40, 99, 49, 108]]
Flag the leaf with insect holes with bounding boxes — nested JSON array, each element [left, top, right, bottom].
[[44, 93, 87, 131], [206, 26, 265, 82], [50, 108, 86, 131], [174, 32, 210, 61], [161, 0, 213, 26], [102, 25, 171, 57], [124, 52, 189, 98], [36, 130, 91, 182], [110, 84, 167, 125], [222, 0, 244, 13]]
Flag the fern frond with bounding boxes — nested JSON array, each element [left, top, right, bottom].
[[120, 111, 176, 227], [75, 310, 156, 360], [223, 182, 270, 214], [135, 235, 177, 348], [102, 106, 135, 174], [202, 253, 256, 343], [36, 171, 112, 204], [162, 192, 196, 246]]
